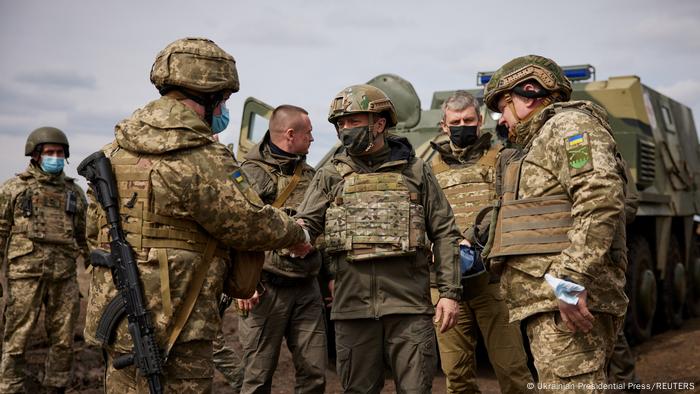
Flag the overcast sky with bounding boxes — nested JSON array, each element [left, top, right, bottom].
[[1, 0, 699, 188]]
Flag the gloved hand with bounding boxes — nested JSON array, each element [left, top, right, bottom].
[[544, 273, 585, 305]]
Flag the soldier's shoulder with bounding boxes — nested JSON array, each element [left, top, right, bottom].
[[0, 174, 30, 195]]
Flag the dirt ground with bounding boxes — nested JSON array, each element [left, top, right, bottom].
[[6, 266, 700, 393]]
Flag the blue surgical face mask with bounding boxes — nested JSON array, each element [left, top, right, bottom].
[[40, 155, 65, 174], [211, 103, 230, 134]]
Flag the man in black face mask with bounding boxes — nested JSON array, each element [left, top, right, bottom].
[[295, 84, 463, 393], [429, 91, 533, 394]]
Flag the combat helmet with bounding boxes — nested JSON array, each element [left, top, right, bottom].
[[150, 37, 239, 95], [25, 126, 70, 158], [483, 54, 572, 112], [328, 84, 398, 128]]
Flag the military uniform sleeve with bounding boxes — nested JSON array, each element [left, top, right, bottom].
[[241, 161, 277, 204], [549, 111, 626, 288], [420, 161, 462, 301], [72, 185, 90, 257], [0, 182, 16, 263], [153, 143, 305, 251], [294, 163, 342, 240]]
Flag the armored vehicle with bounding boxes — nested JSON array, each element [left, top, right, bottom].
[[237, 66, 700, 344]]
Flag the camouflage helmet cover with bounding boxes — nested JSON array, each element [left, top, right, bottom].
[[150, 37, 240, 94], [328, 84, 398, 127], [483, 54, 572, 112], [25, 126, 70, 158]]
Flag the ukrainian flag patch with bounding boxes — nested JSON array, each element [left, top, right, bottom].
[[564, 132, 593, 175], [232, 170, 244, 183]]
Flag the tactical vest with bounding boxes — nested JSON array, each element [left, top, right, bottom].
[[431, 145, 501, 233], [488, 154, 574, 257], [325, 163, 428, 262], [96, 150, 215, 255], [14, 175, 77, 244]]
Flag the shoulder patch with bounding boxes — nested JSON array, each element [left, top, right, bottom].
[[564, 132, 593, 176], [231, 170, 264, 207]]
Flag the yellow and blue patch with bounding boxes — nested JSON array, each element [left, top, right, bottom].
[[564, 132, 593, 175], [232, 170, 245, 183]]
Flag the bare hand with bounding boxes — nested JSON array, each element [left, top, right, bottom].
[[435, 298, 460, 333], [459, 239, 471, 247], [236, 290, 260, 313], [325, 280, 335, 308], [289, 242, 313, 258], [557, 289, 594, 333]]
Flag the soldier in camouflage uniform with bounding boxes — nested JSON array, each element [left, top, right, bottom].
[[295, 84, 462, 393], [0, 127, 88, 393], [84, 37, 309, 393], [236, 104, 327, 393], [483, 55, 629, 392], [429, 91, 533, 393]]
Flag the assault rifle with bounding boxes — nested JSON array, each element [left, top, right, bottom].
[[78, 151, 163, 394]]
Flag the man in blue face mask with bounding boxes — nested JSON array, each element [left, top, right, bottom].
[[0, 126, 89, 393]]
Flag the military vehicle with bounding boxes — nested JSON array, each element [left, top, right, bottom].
[[236, 66, 700, 344]]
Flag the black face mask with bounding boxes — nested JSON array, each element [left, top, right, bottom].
[[338, 126, 373, 155], [448, 125, 478, 148]]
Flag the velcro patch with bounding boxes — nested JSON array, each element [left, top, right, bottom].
[[565, 132, 593, 176]]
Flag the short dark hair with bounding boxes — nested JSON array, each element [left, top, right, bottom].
[[270, 105, 309, 134]]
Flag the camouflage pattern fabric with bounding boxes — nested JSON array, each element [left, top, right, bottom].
[[324, 169, 428, 261], [526, 312, 623, 393], [238, 280, 327, 394], [105, 340, 214, 393], [0, 277, 79, 392], [213, 328, 243, 392], [85, 95, 306, 389], [150, 37, 240, 94], [0, 164, 87, 392], [498, 101, 629, 323], [483, 54, 573, 113], [295, 135, 462, 321], [335, 314, 436, 393]]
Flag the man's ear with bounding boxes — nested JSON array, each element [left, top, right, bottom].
[[440, 120, 450, 135], [374, 117, 387, 134], [285, 128, 295, 141]]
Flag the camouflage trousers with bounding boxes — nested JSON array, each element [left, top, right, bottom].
[[0, 276, 79, 393], [431, 283, 533, 394], [213, 326, 243, 392], [335, 314, 436, 394], [238, 278, 326, 394], [525, 311, 623, 393], [105, 340, 213, 393]]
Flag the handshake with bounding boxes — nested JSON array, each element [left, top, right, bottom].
[[288, 218, 314, 258]]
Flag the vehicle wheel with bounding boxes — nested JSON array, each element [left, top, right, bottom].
[[685, 239, 700, 317], [658, 236, 685, 329], [624, 235, 657, 344]]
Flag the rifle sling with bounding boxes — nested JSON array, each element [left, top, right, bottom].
[[163, 238, 217, 359], [157, 249, 172, 320], [272, 163, 303, 208]]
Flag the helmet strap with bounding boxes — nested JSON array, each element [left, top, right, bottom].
[[365, 113, 375, 152], [506, 92, 552, 141]]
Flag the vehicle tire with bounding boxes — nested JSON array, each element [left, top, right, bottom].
[[624, 235, 657, 344], [658, 236, 685, 329], [685, 238, 700, 317]]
